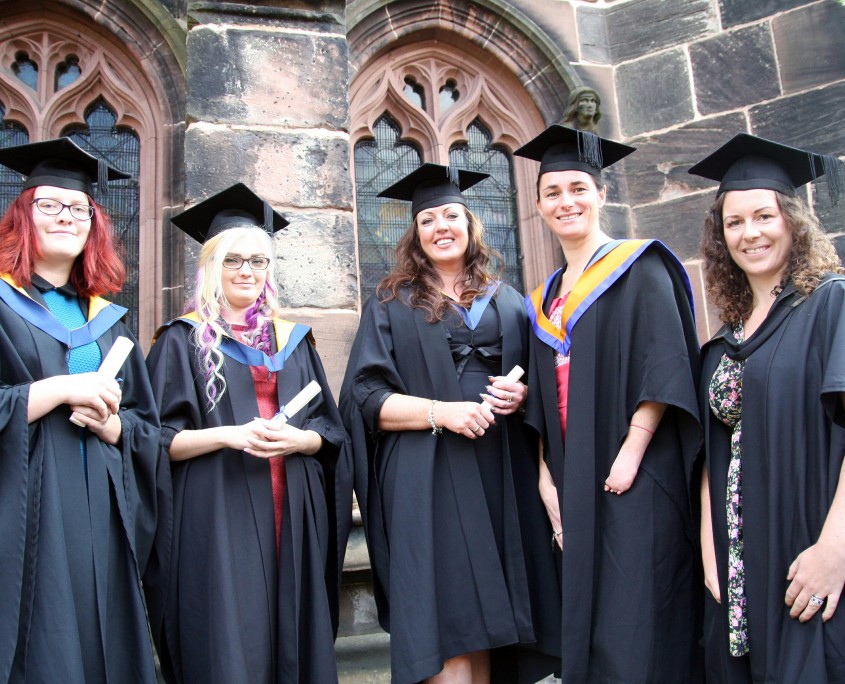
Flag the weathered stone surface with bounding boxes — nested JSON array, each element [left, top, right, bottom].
[[616, 49, 695, 137], [602, 203, 633, 239], [690, 25, 780, 116], [633, 192, 714, 260], [579, 0, 715, 64], [832, 235, 845, 267], [510, 0, 580, 64], [626, 112, 747, 206], [282, 307, 360, 397], [187, 27, 350, 129], [568, 65, 620, 139], [187, 0, 344, 31], [750, 81, 845, 153], [814, 177, 845, 237], [681, 260, 722, 344], [274, 210, 357, 310], [773, 2, 845, 95], [718, 0, 809, 29], [185, 125, 354, 210]]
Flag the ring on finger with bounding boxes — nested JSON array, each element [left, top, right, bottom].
[[506, 392, 514, 403], [471, 424, 482, 433], [809, 594, 825, 608]]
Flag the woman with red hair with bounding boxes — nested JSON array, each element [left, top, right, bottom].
[[0, 138, 160, 683]]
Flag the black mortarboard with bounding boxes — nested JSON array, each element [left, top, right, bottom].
[[0, 137, 130, 196], [377, 163, 489, 217], [513, 124, 635, 177], [688, 133, 844, 204], [170, 183, 289, 244]]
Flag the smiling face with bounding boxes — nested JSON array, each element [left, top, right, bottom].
[[722, 188, 792, 289], [220, 232, 269, 312], [31, 185, 92, 272], [416, 202, 469, 272], [536, 170, 606, 246]]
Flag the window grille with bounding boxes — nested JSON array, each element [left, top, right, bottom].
[[0, 106, 30, 214], [63, 100, 140, 335], [354, 114, 422, 303], [450, 120, 524, 293]]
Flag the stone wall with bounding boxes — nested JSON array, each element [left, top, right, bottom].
[[540, 0, 845, 335], [184, 0, 359, 393]]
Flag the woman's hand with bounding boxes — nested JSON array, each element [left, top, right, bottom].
[[785, 540, 845, 622], [68, 406, 122, 445], [480, 376, 527, 416], [700, 468, 721, 603], [539, 453, 562, 550], [433, 400, 495, 439], [604, 440, 643, 494], [243, 419, 322, 458], [29, 372, 121, 423]]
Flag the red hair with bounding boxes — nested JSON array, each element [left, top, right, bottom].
[[0, 187, 125, 297]]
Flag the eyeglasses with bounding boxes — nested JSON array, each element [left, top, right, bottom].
[[222, 256, 270, 271], [31, 198, 95, 220]]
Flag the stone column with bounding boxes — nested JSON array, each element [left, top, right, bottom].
[[183, 0, 358, 394]]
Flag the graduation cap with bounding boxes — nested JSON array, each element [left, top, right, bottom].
[[688, 132, 844, 204], [171, 183, 289, 244], [377, 163, 489, 217], [0, 137, 130, 197], [513, 124, 635, 176]]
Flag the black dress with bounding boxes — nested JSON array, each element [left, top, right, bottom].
[[341, 285, 560, 684]]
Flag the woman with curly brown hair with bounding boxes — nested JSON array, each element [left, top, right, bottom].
[[690, 133, 845, 684], [340, 164, 560, 683]]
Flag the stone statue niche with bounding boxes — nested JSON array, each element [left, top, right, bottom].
[[561, 86, 602, 133]]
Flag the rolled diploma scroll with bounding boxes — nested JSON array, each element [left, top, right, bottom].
[[69, 336, 134, 427], [269, 380, 322, 427], [480, 364, 524, 409]]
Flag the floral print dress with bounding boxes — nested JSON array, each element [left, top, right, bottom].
[[708, 323, 749, 657]]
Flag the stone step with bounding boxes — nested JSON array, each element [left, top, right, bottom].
[[336, 631, 391, 683]]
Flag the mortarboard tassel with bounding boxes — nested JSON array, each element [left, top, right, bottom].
[[577, 130, 603, 171], [97, 157, 108, 196], [447, 165, 460, 187], [821, 154, 844, 206], [263, 201, 274, 234]]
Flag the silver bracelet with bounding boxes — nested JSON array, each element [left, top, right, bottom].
[[428, 399, 442, 435]]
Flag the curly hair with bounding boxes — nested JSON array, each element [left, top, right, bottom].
[[0, 186, 125, 297], [701, 190, 843, 326], [187, 226, 281, 411], [377, 207, 503, 321]]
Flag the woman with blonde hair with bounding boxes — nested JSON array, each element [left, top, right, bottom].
[[145, 183, 349, 683], [690, 134, 845, 683]]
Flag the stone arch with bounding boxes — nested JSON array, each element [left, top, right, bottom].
[[349, 25, 564, 289], [0, 1, 185, 345]]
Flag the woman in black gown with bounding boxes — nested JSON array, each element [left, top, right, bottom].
[[690, 133, 845, 683], [341, 164, 560, 683]]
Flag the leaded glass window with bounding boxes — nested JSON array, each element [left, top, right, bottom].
[[12, 52, 38, 90], [439, 80, 459, 113], [354, 114, 422, 303], [403, 77, 425, 110], [63, 100, 140, 334], [450, 119, 523, 292], [0, 105, 29, 216], [55, 56, 82, 91]]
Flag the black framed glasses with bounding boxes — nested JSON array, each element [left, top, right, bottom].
[[31, 198, 95, 220], [222, 255, 271, 271]]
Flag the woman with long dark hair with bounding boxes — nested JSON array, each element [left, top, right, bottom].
[[341, 164, 559, 684], [0, 138, 160, 682], [690, 134, 845, 683], [145, 183, 349, 683]]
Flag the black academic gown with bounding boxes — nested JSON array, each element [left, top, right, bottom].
[[525, 245, 703, 684], [144, 319, 350, 684], [0, 279, 160, 684], [340, 284, 560, 684], [701, 277, 845, 684]]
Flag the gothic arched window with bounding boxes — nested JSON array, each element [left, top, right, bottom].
[[63, 100, 140, 333], [353, 114, 422, 302], [450, 119, 523, 291]]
